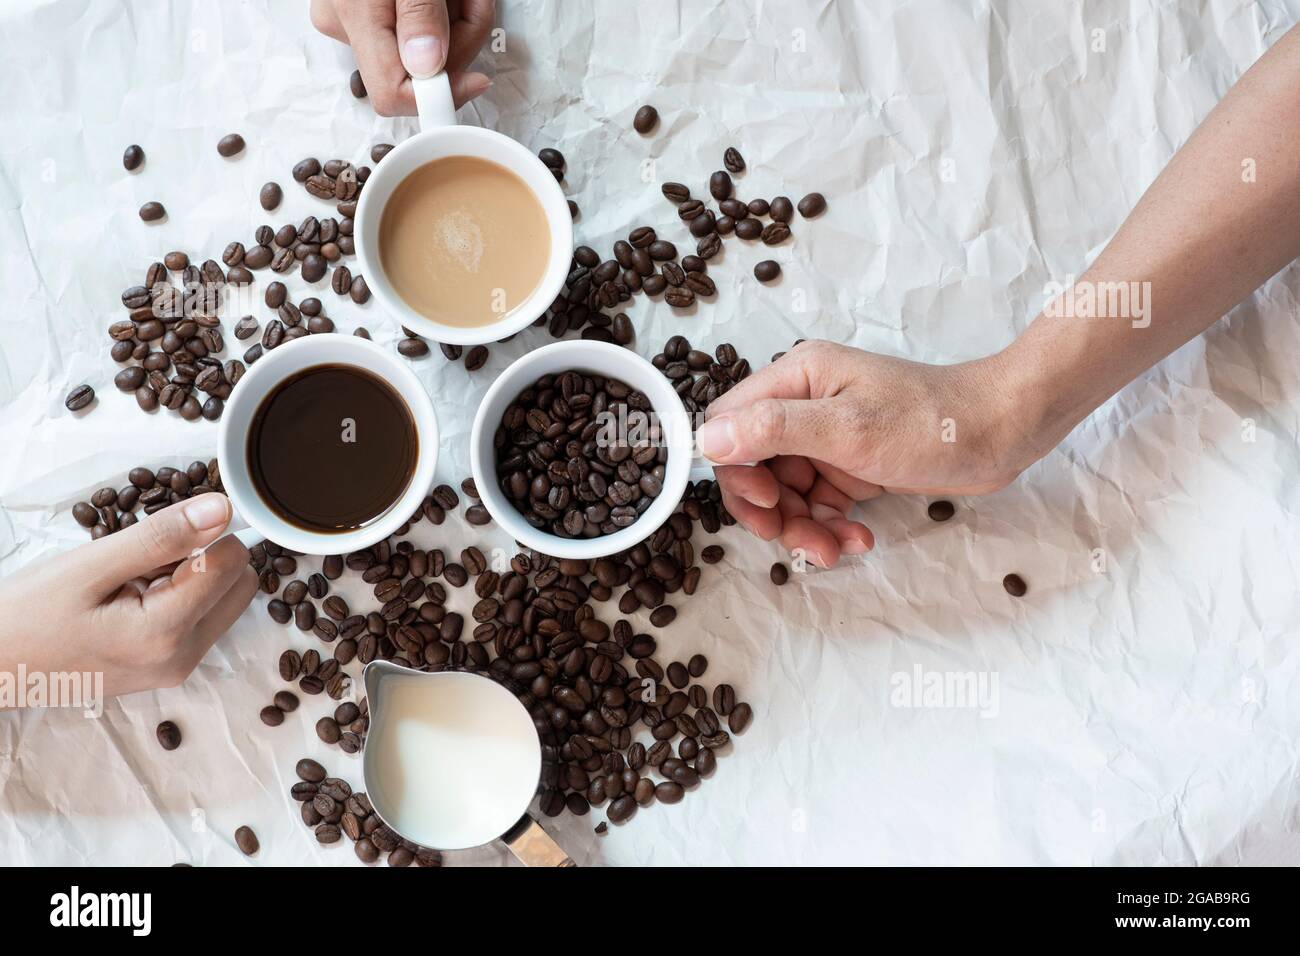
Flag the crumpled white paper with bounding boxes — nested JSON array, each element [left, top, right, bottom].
[[2, 0, 1299, 866]]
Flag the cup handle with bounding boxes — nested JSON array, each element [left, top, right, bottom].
[[224, 507, 263, 550], [412, 72, 458, 131], [689, 459, 757, 483], [500, 814, 575, 867]]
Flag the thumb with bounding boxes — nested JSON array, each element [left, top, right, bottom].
[[696, 399, 841, 465], [85, 494, 233, 592], [396, 0, 451, 78]]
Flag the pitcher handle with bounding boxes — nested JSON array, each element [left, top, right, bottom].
[[500, 814, 575, 867]]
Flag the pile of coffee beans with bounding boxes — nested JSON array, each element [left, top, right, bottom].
[[505, 142, 827, 372], [652, 334, 749, 429], [494, 371, 667, 539], [251, 464, 752, 839], [290, 757, 442, 865], [108, 135, 387, 423], [72, 460, 223, 539]]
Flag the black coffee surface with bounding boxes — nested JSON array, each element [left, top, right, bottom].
[[248, 364, 416, 532]]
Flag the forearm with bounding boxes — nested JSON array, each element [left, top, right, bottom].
[[1001, 24, 1300, 461]]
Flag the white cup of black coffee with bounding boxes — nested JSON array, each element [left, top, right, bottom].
[[216, 334, 439, 553]]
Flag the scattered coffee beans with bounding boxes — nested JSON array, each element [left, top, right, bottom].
[[64, 384, 94, 412], [1003, 573, 1027, 597], [633, 104, 659, 134], [234, 825, 259, 855], [156, 720, 182, 751], [260, 182, 282, 210], [797, 192, 827, 218], [217, 133, 245, 157], [927, 500, 955, 522], [123, 144, 144, 171]]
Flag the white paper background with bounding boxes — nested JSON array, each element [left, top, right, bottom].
[[2, 0, 1299, 866]]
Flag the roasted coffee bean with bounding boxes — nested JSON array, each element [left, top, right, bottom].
[[761, 222, 791, 245], [728, 701, 753, 733], [156, 720, 182, 751], [769, 195, 794, 222], [139, 201, 166, 222], [349, 275, 370, 303], [398, 338, 429, 358], [296, 758, 326, 783], [113, 366, 145, 392], [655, 781, 684, 804], [293, 157, 321, 182], [260, 705, 285, 727], [723, 146, 746, 173], [274, 690, 299, 712], [662, 182, 690, 204], [465, 345, 489, 371], [234, 825, 259, 855], [679, 199, 705, 223], [754, 259, 781, 281], [260, 181, 282, 211], [64, 384, 94, 411], [798, 191, 827, 217], [685, 272, 715, 297], [123, 144, 144, 171], [664, 287, 694, 308], [696, 233, 722, 259], [770, 562, 789, 585], [1003, 573, 1028, 597], [734, 217, 762, 240], [928, 500, 955, 521], [538, 147, 565, 171], [262, 280, 288, 310], [349, 68, 367, 98], [301, 254, 326, 282], [331, 266, 351, 295], [709, 170, 733, 200], [216, 133, 245, 157], [244, 244, 273, 269], [633, 104, 658, 133], [720, 198, 747, 219]]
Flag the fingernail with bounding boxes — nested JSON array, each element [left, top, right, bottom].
[[401, 36, 445, 78], [842, 539, 871, 556], [696, 418, 735, 460], [182, 494, 230, 531]]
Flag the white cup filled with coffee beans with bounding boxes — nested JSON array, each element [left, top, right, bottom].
[[469, 339, 720, 560], [354, 72, 573, 345], [215, 333, 439, 553], [360, 660, 575, 865]]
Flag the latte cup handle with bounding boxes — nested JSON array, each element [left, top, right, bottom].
[[689, 459, 757, 483], [500, 814, 575, 867], [412, 72, 458, 130]]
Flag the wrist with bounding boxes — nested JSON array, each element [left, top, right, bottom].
[[982, 315, 1102, 472]]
